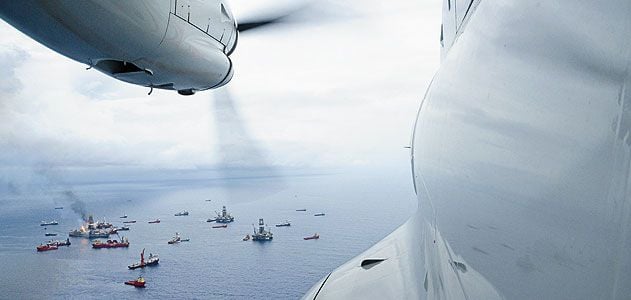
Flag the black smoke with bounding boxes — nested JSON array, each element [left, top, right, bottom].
[[65, 190, 88, 221]]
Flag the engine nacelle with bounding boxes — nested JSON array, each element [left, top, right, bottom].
[[0, 0, 238, 94]]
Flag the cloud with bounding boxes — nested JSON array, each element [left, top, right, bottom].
[[0, 0, 442, 173], [0, 46, 28, 94]]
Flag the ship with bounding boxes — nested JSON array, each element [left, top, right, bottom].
[[124, 276, 146, 288], [118, 226, 130, 231], [122, 220, 136, 224], [94, 221, 113, 229], [68, 228, 110, 239], [48, 238, 71, 247], [90, 230, 111, 238], [86, 215, 113, 229], [92, 237, 129, 248], [148, 219, 160, 224], [54, 207, 64, 210], [304, 233, 320, 240], [40, 220, 59, 226], [120, 214, 127, 218], [212, 224, 227, 228], [174, 211, 189, 216], [45, 232, 58, 236], [296, 209, 307, 212], [213, 206, 234, 223], [128, 248, 159, 269], [68, 228, 87, 238], [167, 233, 181, 244], [275, 220, 291, 227], [243, 234, 251, 241], [251, 218, 273, 241], [36, 244, 58, 252], [314, 213, 325, 217]]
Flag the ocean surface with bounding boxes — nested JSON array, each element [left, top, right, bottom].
[[0, 168, 415, 299]]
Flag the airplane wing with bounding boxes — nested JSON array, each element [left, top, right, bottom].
[[305, 0, 631, 298], [302, 215, 501, 299]]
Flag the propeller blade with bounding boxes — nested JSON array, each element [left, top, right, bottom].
[[232, 0, 313, 33], [237, 16, 287, 32]]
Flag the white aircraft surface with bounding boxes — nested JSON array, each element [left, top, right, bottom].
[[304, 0, 631, 299], [2, 0, 630, 299]]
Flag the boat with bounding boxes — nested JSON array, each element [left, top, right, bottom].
[[148, 219, 160, 224], [243, 234, 251, 241], [68, 228, 84, 237], [85, 215, 113, 229], [120, 214, 127, 218], [167, 233, 181, 244], [128, 248, 159, 269], [40, 220, 59, 226], [118, 226, 130, 231], [206, 218, 216, 223], [48, 238, 71, 247], [45, 232, 58, 236], [54, 206, 63, 210], [180, 238, 190, 242], [93, 221, 112, 229], [69, 228, 110, 239], [213, 206, 234, 223], [174, 211, 189, 216], [212, 224, 227, 228], [36, 244, 58, 252], [205, 199, 212, 202], [296, 209, 307, 212], [252, 218, 273, 241], [92, 237, 129, 248], [124, 276, 146, 288], [89, 230, 110, 238], [122, 220, 136, 224], [275, 220, 291, 227], [304, 233, 320, 240], [314, 213, 325, 216]]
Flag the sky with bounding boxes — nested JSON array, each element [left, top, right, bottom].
[[0, 0, 441, 184]]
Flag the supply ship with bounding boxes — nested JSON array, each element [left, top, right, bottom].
[[92, 237, 129, 248], [128, 249, 159, 269]]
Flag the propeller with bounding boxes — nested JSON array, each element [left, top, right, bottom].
[[209, 87, 285, 203], [206, 0, 343, 202]]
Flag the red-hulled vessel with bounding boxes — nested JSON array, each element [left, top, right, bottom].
[[124, 276, 146, 288], [36, 244, 58, 251], [92, 237, 129, 248], [304, 233, 320, 240]]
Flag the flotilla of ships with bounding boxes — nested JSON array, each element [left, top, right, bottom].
[[36, 204, 323, 287]]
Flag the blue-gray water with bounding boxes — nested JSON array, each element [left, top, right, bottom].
[[0, 169, 415, 299]]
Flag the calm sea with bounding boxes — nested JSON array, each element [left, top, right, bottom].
[[0, 168, 415, 299]]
